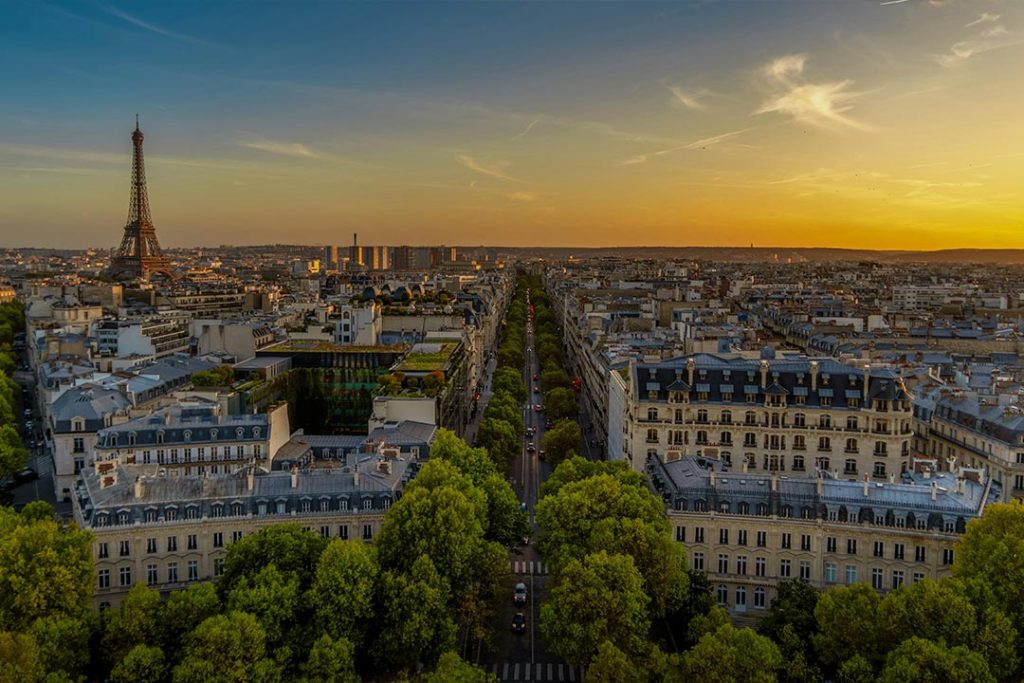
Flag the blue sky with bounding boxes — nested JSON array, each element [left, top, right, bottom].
[[1, 1, 1022, 248]]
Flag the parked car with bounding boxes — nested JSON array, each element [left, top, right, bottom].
[[526, 442, 536, 453], [538, 449, 546, 460], [514, 583, 528, 606], [15, 467, 38, 484], [511, 613, 526, 634]]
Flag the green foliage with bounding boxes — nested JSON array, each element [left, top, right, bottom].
[[172, 611, 280, 683], [813, 584, 882, 670], [226, 564, 301, 648], [218, 524, 327, 597], [540, 367, 571, 393], [474, 417, 519, 475], [682, 623, 783, 683], [191, 365, 235, 387], [424, 651, 498, 682], [103, 584, 163, 664], [492, 366, 527, 403], [543, 387, 577, 421], [303, 634, 359, 683], [954, 500, 1024, 634], [759, 579, 820, 665], [0, 423, 29, 479], [540, 420, 582, 466], [0, 507, 93, 632], [28, 614, 92, 681], [0, 631, 45, 683], [585, 640, 648, 683], [110, 644, 166, 683], [310, 540, 378, 648], [878, 637, 994, 683]]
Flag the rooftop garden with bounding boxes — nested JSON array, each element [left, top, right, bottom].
[[266, 340, 409, 354], [394, 342, 459, 374]]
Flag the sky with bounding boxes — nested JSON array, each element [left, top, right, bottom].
[[1, 0, 1022, 250]]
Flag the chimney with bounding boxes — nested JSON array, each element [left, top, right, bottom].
[[930, 481, 937, 501], [760, 360, 769, 388], [247, 467, 255, 492], [741, 460, 748, 474], [686, 357, 695, 385], [134, 476, 144, 500], [957, 477, 965, 495], [862, 474, 870, 497], [816, 474, 823, 496], [770, 470, 778, 492], [863, 364, 871, 401], [290, 464, 299, 489], [708, 466, 716, 488], [810, 361, 819, 391]]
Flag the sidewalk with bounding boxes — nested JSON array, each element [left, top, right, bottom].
[[463, 355, 498, 445]]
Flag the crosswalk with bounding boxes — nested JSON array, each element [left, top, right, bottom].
[[483, 662, 586, 682], [511, 560, 549, 575]]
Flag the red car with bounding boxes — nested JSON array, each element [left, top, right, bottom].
[[534, 404, 544, 412]]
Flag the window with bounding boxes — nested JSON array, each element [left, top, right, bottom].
[[675, 526, 685, 542], [697, 409, 708, 423], [847, 539, 857, 555], [847, 416, 858, 430], [117, 540, 130, 557], [781, 533, 791, 550], [188, 560, 199, 582], [98, 542, 109, 559], [721, 411, 732, 424], [915, 546, 926, 562], [800, 561, 811, 580], [717, 585, 728, 606], [820, 415, 831, 428], [794, 413, 805, 427], [146, 538, 157, 554], [695, 527, 705, 543], [818, 437, 831, 451], [825, 563, 837, 583], [756, 531, 767, 548], [232, 531, 243, 543], [872, 568, 884, 590], [167, 563, 178, 583], [827, 536, 837, 553], [119, 566, 132, 587], [780, 559, 792, 578], [73, 437, 85, 453], [755, 557, 766, 577], [845, 565, 858, 584], [340, 525, 349, 540], [320, 525, 330, 539], [735, 586, 746, 607], [892, 571, 904, 589], [646, 429, 659, 443], [913, 572, 925, 584], [942, 549, 954, 565], [363, 524, 373, 540], [187, 534, 198, 551], [98, 570, 110, 589], [737, 530, 747, 546], [737, 555, 747, 575], [754, 587, 766, 608], [801, 534, 811, 551], [719, 529, 729, 545], [647, 408, 658, 421], [214, 558, 225, 577], [893, 543, 905, 560], [693, 553, 705, 571], [147, 564, 158, 586], [873, 462, 887, 478], [213, 532, 223, 548], [873, 541, 884, 558], [167, 536, 177, 552]]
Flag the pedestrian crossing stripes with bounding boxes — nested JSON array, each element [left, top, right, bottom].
[[484, 662, 585, 682], [511, 560, 548, 575]]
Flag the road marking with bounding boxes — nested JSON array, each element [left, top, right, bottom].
[[536, 663, 542, 680], [525, 660, 532, 680], [514, 663, 519, 680], [558, 664, 564, 680], [548, 663, 553, 680], [568, 665, 576, 681], [503, 663, 509, 680]]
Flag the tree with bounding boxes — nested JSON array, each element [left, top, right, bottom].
[[217, 524, 326, 597], [681, 623, 783, 683], [104, 584, 164, 664], [540, 551, 651, 665], [540, 368, 571, 393], [29, 614, 93, 681], [303, 634, 359, 683], [954, 500, 1024, 633], [310, 540, 378, 648], [225, 563, 301, 649], [161, 583, 221, 661], [813, 584, 882, 670], [173, 612, 280, 683], [544, 388, 577, 422], [877, 579, 976, 652], [110, 644, 166, 683], [492, 367, 527, 403], [759, 579, 820, 663], [371, 555, 456, 673], [540, 420, 582, 467], [0, 507, 93, 632], [540, 456, 648, 499], [0, 631, 44, 683], [474, 418, 518, 474], [425, 651, 498, 682], [879, 637, 993, 683], [479, 473, 530, 546], [0, 423, 28, 479], [585, 640, 646, 683]]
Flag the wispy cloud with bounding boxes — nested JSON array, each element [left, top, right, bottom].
[[505, 192, 536, 202], [879, 0, 911, 5], [511, 117, 543, 141], [668, 86, 707, 111], [755, 54, 872, 131], [935, 32, 1019, 67], [238, 140, 320, 159], [96, 3, 211, 45], [966, 13, 999, 28], [621, 128, 752, 165], [456, 154, 528, 183]]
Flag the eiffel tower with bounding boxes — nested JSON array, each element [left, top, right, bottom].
[[107, 117, 172, 279]]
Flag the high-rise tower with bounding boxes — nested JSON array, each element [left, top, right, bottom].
[[107, 117, 172, 279]]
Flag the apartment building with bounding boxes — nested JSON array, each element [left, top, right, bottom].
[[96, 313, 191, 359], [914, 390, 1024, 502], [651, 454, 994, 619], [610, 355, 914, 477], [49, 385, 132, 501]]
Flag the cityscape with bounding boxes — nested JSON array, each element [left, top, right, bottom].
[[2, 2, 1024, 683]]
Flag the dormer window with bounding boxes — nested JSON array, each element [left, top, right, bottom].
[[236, 427, 245, 439], [183, 430, 192, 442], [71, 418, 85, 432], [253, 427, 261, 438], [127, 432, 136, 446], [156, 431, 164, 445]]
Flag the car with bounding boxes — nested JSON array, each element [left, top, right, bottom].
[[514, 583, 528, 606], [23, 408, 32, 417], [545, 420, 554, 429], [532, 373, 539, 380], [533, 385, 540, 393], [538, 449, 546, 460], [526, 442, 536, 453], [534, 404, 544, 412], [24, 420, 34, 430], [527, 346, 532, 352], [519, 502, 527, 513], [15, 467, 38, 484], [511, 613, 526, 634]]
